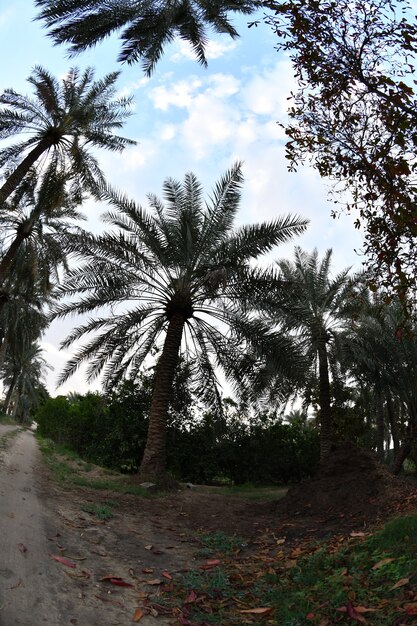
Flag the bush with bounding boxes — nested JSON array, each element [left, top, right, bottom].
[[35, 384, 320, 483], [36, 386, 150, 472]]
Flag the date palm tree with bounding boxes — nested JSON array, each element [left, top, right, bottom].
[[0, 65, 135, 207], [54, 162, 308, 480], [0, 169, 84, 397], [273, 247, 352, 462], [35, 0, 259, 75], [341, 297, 417, 472], [0, 166, 87, 319], [2, 339, 50, 422]]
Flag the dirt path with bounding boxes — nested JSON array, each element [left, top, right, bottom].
[[0, 426, 177, 625], [0, 425, 63, 625], [3, 427, 399, 625]]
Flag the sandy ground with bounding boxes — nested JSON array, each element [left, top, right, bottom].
[[2, 427, 401, 625], [0, 426, 176, 626], [0, 425, 63, 625]]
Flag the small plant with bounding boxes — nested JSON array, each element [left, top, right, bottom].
[[0, 428, 19, 452], [198, 531, 245, 556], [81, 502, 114, 521], [0, 412, 17, 425], [182, 567, 232, 597]]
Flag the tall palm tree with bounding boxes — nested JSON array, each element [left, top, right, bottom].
[[0, 169, 83, 398], [342, 297, 417, 472], [0, 167, 83, 282], [2, 340, 51, 422], [0, 167, 87, 318], [273, 247, 352, 462], [338, 294, 398, 460], [35, 0, 259, 75], [0, 65, 135, 207], [53, 162, 308, 480]]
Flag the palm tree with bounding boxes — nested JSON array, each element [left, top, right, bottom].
[[273, 247, 352, 462], [0, 65, 135, 207], [0, 167, 87, 319], [35, 0, 259, 75], [2, 340, 51, 422], [0, 169, 84, 399], [342, 297, 417, 472], [53, 162, 308, 480]]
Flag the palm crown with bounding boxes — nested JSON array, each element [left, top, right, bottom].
[[0, 66, 135, 206], [54, 162, 308, 479], [35, 0, 259, 75], [274, 247, 352, 460]]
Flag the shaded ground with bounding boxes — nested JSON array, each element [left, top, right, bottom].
[[1, 427, 417, 625]]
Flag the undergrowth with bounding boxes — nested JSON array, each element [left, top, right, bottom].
[[37, 435, 151, 497], [164, 514, 417, 625]]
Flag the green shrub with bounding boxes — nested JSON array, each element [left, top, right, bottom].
[[35, 383, 320, 484]]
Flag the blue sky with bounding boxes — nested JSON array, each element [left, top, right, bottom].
[[1, 2, 364, 394]]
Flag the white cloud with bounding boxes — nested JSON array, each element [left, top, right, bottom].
[[181, 95, 237, 159], [117, 76, 150, 99], [242, 58, 297, 117], [170, 38, 238, 63], [159, 124, 176, 141], [207, 73, 240, 98], [149, 77, 202, 110]]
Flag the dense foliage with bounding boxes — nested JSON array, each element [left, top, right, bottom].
[[35, 382, 320, 484], [52, 163, 307, 480], [265, 0, 417, 298]]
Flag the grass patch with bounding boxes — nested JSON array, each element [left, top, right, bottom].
[[0, 427, 20, 452], [167, 513, 417, 625], [81, 502, 114, 520], [257, 516, 417, 625], [0, 413, 18, 426], [204, 483, 288, 501], [37, 434, 151, 497], [197, 531, 246, 557]]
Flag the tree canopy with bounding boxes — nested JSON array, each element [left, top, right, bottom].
[[53, 162, 307, 479], [35, 0, 259, 75], [265, 0, 417, 298]]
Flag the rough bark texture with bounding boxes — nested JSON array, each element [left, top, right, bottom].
[[0, 138, 51, 207], [0, 213, 38, 285], [386, 393, 400, 457], [3, 371, 18, 414], [318, 338, 332, 462], [139, 313, 185, 482], [392, 441, 411, 475], [375, 386, 385, 461], [0, 206, 43, 316]]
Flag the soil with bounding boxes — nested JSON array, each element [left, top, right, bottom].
[[1, 427, 417, 625]]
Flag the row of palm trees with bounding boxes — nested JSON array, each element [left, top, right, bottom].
[[0, 65, 137, 424], [1, 1, 416, 483], [2, 142, 415, 481]]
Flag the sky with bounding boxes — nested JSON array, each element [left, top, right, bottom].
[[0, 1, 364, 396]]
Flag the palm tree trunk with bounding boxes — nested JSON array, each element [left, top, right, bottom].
[[392, 439, 411, 475], [386, 393, 400, 457], [318, 338, 332, 462], [375, 385, 385, 461], [392, 404, 417, 474], [0, 138, 51, 207], [3, 371, 18, 414], [0, 206, 43, 316], [0, 337, 7, 372], [0, 207, 40, 282], [139, 313, 185, 482]]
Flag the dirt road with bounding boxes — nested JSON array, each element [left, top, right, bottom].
[[0, 426, 279, 625], [0, 425, 63, 625], [0, 426, 175, 625]]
